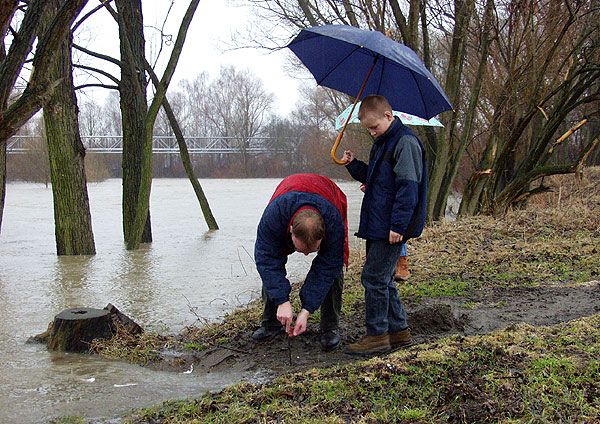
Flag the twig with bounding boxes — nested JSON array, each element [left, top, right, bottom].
[[182, 296, 251, 355], [183, 294, 209, 326], [235, 289, 261, 306], [237, 248, 248, 276], [288, 336, 293, 366], [241, 245, 256, 263]]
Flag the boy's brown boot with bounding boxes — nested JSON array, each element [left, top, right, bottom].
[[345, 334, 391, 356], [394, 256, 410, 281], [389, 328, 412, 348]]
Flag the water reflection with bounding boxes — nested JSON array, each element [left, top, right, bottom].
[[49, 254, 95, 310], [109, 246, 161, 327]]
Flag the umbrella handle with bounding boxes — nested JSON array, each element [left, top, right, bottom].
[[330, 131, 347, 165], [330, 56, 379, 165]]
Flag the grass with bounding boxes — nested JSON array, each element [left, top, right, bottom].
[[90, 168, 600, 422], [127, 315, 599, 423]]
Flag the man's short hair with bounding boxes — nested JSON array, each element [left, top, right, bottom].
[[358, 95, 393, 120], [291, 209, 325, 247]]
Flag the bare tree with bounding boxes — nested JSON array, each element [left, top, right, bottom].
[[173, 73, 211, 136], [0, 0, 88, 233], [203, 65, 274, 176], [145, 63, 219, 229], [75, 0, 210, 248], [459, 0, 600, 215], [114, 0, 153, 247], [42, 0, 95, 255], [123, 0, 201, 249]]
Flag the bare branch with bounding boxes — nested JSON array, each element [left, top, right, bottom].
[[75, 83, 118, 90], [74, 63, 120, 85]]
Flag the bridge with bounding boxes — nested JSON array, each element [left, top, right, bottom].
[[6, 135, 295, 154]]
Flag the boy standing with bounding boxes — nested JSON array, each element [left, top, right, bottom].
[[342, 95, 428, 355]]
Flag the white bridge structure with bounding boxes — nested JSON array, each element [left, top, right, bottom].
[[6, 135, 294, 154]]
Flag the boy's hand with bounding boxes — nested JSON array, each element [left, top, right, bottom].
[[277, 301, 294, 334], [389, 230, 403, 244], [342, 150, 354, 164]]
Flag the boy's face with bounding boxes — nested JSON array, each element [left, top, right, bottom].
[[360, 110, 394, 138]]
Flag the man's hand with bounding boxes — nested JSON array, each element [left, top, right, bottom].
[[389, 230, 403, 244], [292, 309, 310, 336], [342, 150, 355, 164], [277, 301, 294, 334]]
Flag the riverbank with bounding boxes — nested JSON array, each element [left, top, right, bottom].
[[83, 169, 599, 423]]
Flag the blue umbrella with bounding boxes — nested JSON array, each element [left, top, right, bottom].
[[287, 24, 452, 163]]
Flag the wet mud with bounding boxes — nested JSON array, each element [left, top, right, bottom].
[[153, 281, 599, 382]]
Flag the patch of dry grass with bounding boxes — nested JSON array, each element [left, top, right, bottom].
[[408, 168, 600, 292]]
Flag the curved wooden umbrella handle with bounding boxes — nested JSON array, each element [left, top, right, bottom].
[[330, 56, 379, 165], [330, 130, 348, 165]]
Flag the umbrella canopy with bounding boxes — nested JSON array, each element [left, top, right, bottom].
[[335, 101, 443, 131], [287, 25, 452, 120]]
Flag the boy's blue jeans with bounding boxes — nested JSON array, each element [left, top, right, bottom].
[[363, 240, 409, 335]]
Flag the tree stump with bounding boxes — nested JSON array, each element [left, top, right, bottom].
[[47, 307, 115, 352]]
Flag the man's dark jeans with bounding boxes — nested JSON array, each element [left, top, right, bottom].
[[260, 274, 343, 331], [363, 240, 408, 335]]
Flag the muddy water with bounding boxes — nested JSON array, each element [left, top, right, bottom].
[[0, 178, 363, 423]]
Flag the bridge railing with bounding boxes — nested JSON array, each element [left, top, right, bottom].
[[6, 135, 296, 154]]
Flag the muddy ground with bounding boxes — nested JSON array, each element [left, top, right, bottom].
[[154, 280, 599, 380]]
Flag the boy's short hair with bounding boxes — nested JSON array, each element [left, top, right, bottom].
[[291, 209, 325, 247], [358, 95, 393, 120]]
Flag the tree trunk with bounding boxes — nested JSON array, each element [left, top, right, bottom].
[[0, 2, 11, 234], [156, 88, 219, 229], [0, 142, 5, 233], [128, 0, 201, 250], [47, 307, 114, 352], [0, 0, 87, 145], [42, 0, 95, 255], [435, 0, 494, 218], [427, 0, 475, 220], [115, 0, 152, 248]]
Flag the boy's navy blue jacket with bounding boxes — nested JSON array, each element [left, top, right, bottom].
[[254, 176, 347, 314], [346, 117, 428, 241]]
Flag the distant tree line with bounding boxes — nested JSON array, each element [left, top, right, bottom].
[[7, 67, 373, 181]]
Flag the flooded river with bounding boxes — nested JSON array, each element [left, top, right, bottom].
[[0, 178, 363, 423]]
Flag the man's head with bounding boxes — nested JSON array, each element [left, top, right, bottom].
[[290, 209, 324, 255], [358, 95, 394, 138]]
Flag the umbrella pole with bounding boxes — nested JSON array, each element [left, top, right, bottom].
[[331, 56, 378, 165]]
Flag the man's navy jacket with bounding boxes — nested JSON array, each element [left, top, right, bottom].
[[254, 174, 347, 313]]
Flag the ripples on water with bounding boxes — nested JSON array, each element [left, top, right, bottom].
[[0, 178, 363, 423]]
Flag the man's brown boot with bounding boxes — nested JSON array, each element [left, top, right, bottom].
[[345, 334, 391, 356], [389, 328, 412, 348], [394, 256, 410, 281]]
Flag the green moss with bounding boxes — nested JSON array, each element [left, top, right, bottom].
[[183, 342, 207, 351]]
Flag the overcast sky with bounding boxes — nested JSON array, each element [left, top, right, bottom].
[[75, 0, 301, 116]]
